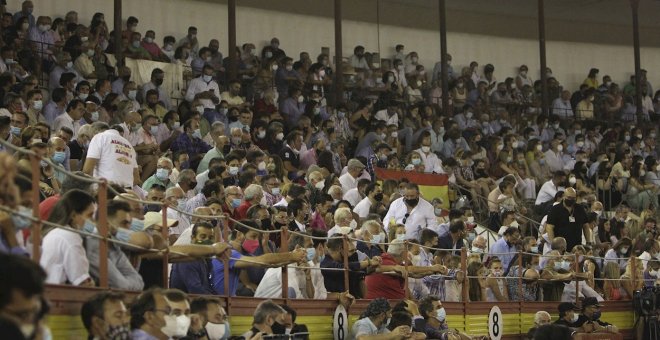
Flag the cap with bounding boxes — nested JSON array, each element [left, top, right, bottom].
[[347, 159, 365, 169], [558, 302, 580, 314], [143, 211, 179, 230], [581, 297, 603, 309]]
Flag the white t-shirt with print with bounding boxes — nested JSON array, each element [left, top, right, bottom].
[[87, 129, 137, 187]]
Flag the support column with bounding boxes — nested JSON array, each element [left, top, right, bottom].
[[113, 0, 123, 66], [438, 0, 449, 116], [631, 0, 643, 121], [538, 0, 548, 116], [228, 0, 237, 80], [334, 0, 344, 104]]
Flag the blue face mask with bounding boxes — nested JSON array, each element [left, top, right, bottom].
[[231, 198, 242, 208], [52, 151, 66, 164], [396, 234, 406, 241], [436, 307, 446, 322], [155, 168, 169, 181], [530, 246, 539, 253], [306, 247, 316, 262], [272, 187, 281, 196], [115, 228, 133, 243], [150, 125, 159, 135], [82, 219, 97, 234], [371, 234, 381, 244], [11, 206, 33, 230], [10, 126, 21, 136], [130, 218, 145, 232]]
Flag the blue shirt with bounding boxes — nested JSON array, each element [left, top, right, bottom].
[[170, 259, 215, 295], [211, 249, 242, 296], [488, 237, 517, 270]]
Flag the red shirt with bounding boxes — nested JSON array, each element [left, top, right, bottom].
[[365, 253, 405, 299], [235, 201, 253, 220]]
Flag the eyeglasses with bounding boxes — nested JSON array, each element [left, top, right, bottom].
[[402, 213, 410, 224], [153, 308, 172, 315]]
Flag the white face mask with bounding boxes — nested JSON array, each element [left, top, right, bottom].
[[205, 322, 229, 340], [161, 315, 179, 338], [174, 315, 191, 337], [349, 219, 358, 229]]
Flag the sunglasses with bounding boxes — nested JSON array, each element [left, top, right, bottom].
[[402, 213, 410, 224]]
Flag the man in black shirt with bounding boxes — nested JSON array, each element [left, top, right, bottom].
[[545, 187, 592, 252], [554, 302, 579, 328], [574, 297, 619, 334]]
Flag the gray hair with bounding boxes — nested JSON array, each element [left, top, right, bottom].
[[253, 300, 285, 324], [534, 311, 551, 325], [333, 207, 352, 224], [211, 121, 225, 134], [157, 157, 173, 167], [91, 121, 110, 135], [244, 184, 263, 200], [361, 220, 381, 234], [77, 124, 94, 140]]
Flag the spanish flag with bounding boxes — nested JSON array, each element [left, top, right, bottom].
[[374, 168, 450, 209]]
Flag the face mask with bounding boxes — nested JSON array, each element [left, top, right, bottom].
[[624, 135, 631, 141], [10, 126, 21, 136], [86, 49, 95, 57], [436, 307, 446, 322], [52, 151, 66, 164], [620, 247, 629, 254], [110, 227, 133, 243], [30, 99, 44, 111], [421, 146, 431, 153], [569, 177, 577, 185], [411, 158, 421, 165], [592, 311, 601, 320], [228, 166, 239, 176], [396, 234, 406, 241], [557, 145, 564, 152], [530, 245, 539, 253], [305, 247, 317, 262], [471, 246, 483, 254], [242, 239, 260, 254], [297, 95, 305, 103], [11, 206, 33, 230], [564, 198, 576, 207], [160, 315, 180, 338], [554, 261, 565, 271], [155, 168, 170, 181], [571, 313, 579, 323], [205, 322, 229, 340], [271, 321, 287, 335], [276, 132, 284, 141], [231, 198, 242, 209], [254, 129, 267, 139], [405, 197, 419, 207], [104, 325, 131, 340], [349, 219, 358, 230], [202, 74, 213, 83], [315, 181, 325, 190], [391, 131, 398, 138], [192, 129, 202, 139]]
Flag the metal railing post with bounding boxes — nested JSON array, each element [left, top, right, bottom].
[[97, 181, 109, 287]]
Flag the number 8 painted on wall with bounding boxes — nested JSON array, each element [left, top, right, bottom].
[[488, 306, 502, 340], [333, 305, 348, 340]]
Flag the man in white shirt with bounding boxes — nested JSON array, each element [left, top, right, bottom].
[[383, 183, 437, 240], [349, 45, 369, 71], [343, 178, 370, 207], [53, 99, 84, 138], [339, 159, 366, 194], [374, 102, 413, 152], [534, 171, 566, 213], [186, 64, 221, 111], [552, 90, 574, 118], [543, 139, 565, 173], [83, 122, 139, 188], [255, 231, 329, 299], [414, 130, 443, 173], [353, 183, 384, 219]]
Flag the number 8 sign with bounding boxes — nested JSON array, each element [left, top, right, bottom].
[[333, 305, 348, 340], [488, 306, 503, 340]]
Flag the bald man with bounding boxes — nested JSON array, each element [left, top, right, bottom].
[[545, 187, 592, 252]]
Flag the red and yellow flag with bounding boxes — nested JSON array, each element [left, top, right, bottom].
[[374, 168, 450, 209]]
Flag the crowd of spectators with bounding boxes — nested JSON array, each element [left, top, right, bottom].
[[0, 0, 659, 339]]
